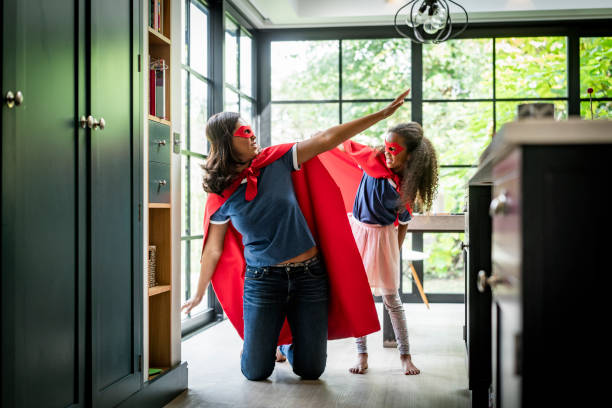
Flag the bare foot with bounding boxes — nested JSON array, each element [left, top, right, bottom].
[[401, 354, 420, 375], [349, 353, 368, 374], [275, 347, 287, 362]]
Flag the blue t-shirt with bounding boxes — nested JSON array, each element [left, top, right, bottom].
[[210, 144, 316, 267], [352, 172, 411, 226]]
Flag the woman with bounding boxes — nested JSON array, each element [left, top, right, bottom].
[[181, 90, 409, 381]]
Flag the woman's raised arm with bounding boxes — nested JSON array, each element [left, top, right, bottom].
[[296, 89, 410, 165]]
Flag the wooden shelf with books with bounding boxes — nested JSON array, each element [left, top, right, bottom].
[[145, 0, 174, 383]]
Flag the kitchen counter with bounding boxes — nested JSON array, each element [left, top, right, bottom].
[[470, 119, 612, 186]]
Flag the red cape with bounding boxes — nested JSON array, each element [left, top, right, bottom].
[[318, 140, 412, 216], [202, 143, 380, 344]]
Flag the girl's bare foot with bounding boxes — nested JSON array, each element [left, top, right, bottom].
[[349, 353, 369, 374], [275, 347, 287, 362], [401, 354, 420, 375]]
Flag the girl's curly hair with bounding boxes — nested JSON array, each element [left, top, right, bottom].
[[387, 122, 439, 213], [201, 111, 246, 195]]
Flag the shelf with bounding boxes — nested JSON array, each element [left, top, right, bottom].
[[148, 27, 171, 46], [148, 115, 171, 127], [148, 203, 171, 209], [148, 366, 170, 381], [148, 285, 171, 297]]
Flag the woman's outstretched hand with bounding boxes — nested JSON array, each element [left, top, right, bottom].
[[381, 89, 411, 119], [181, 295, 203, 315]]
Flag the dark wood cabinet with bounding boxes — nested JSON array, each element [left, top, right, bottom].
[[468, 120, 612, 408], [2, 0, 142, 406]]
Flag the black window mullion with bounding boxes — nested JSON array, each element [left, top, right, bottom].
[[339, 39, 343, 124], [411, 40, 423, 124], [568, 32, 581, 116]]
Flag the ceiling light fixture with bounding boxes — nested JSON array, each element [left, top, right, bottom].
[[394, 0, 469, 44]]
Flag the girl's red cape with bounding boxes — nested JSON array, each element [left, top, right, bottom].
[[202, 143, 380, 344]]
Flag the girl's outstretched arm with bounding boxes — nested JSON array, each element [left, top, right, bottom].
[[296, 89, 410, 165], [181, 222, 229, 315]]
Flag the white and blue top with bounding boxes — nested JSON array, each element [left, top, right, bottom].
[[210, 144, 316, 267], [352, 172, 412, 226]]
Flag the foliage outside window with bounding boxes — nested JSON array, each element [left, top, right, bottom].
[[224, 15, 256, 126], [580, 37, 612, 119], [181, 0, 211, 318]]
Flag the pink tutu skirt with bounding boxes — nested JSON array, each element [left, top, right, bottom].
[[348, 214, 400, 296]]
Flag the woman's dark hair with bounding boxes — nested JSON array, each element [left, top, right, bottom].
[[387, 122, 439, 213], [201, 111, 245, 195]]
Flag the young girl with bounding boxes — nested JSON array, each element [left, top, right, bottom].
[[326, 122, 438, 375], [181, 90, 410, 381]]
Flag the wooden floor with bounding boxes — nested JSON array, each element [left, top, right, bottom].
[[165, 303, 469, 408]]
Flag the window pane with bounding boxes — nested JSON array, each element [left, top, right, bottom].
[[181, 70, 188, 150], [181, 0, 187, 65], [181, 239, 209, 320], [424, 38, 492, 99], [496, 101, 568, 132], [181, 154, 188, 235], [437, 167, 475, 214], [188, 238, 209, 317], [189, 76, 208, 155], [224, 87, 239, 112], [580, 37, 612, 98], [240, 97, 255, 126], [271, 41, 339, 101], [225, 17, 238, 88], [495, 37, 567, 98], [342, 102, 411, 146], [271, 103, 339, 145], [423, 102, 493, 165], [190, 158, 206, 236], [581, 101, 612, 119], [240, 31, 253, 96], [181, 241, 188, 308], [342, 39, 411, 100], [423, 233, 465, 294], [189, 2, 208, 76]]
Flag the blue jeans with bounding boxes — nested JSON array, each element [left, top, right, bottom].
[[241, 257, 329, 381]]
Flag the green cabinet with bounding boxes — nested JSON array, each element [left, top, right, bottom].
[[2, 0, 142, 407]]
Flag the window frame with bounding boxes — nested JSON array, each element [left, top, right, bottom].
[[258, 20, 612, 303]]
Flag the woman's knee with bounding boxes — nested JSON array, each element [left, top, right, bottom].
[[241, 363, 275, 381], [293, 359, 326, 380]]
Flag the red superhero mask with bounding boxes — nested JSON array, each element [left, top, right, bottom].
[[234, 125, 255, 138], [384, 140, 405, 156]]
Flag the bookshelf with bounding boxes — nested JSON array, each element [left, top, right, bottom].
[[146, 0, 173, 382]]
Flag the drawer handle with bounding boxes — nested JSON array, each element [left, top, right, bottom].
[[156, 140, 167, 146], [477, 270, 508, 293], [489, 190, 509, 217]]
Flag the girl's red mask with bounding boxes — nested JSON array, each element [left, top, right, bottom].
[[234, 125, 255, 138], [385, 140, 405, 156]]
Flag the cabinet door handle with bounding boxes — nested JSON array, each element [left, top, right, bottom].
[[80, 115, 106, 130], [477, 270, 508, 293], [489, 190, 509, 217], [5, 90, 24, 108], [158, 180, 167, 186], [156, 140, 167, 146]]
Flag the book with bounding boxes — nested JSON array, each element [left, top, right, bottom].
[[149, 65, 156, 116], [155, 59, 165, 118]]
